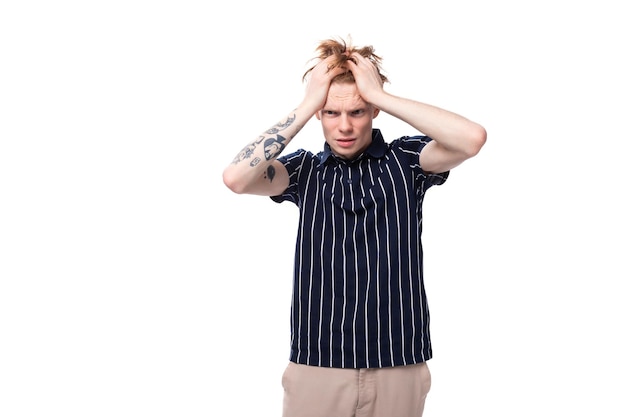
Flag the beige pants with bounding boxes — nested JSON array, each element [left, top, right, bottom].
[[282, 362, 431, 417]]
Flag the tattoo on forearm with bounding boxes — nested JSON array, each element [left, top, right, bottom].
[[265, 115, 295, 134], [230, 114, 296, 165], [264, 135, 286, 160], [231, 135, 264, 164]]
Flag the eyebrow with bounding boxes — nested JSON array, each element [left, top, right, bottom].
[[323, 105, 367, 113]]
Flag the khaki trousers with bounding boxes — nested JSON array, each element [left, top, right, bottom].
[[282, 361, 431, 417]]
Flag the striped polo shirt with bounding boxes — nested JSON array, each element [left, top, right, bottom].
[[271, 129, 448, 368]]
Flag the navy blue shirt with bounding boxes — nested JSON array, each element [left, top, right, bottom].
[[271, 129, 448, 368]]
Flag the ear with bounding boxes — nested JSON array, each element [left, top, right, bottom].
[[315, 110, 321, 120], [372, 107, 380, 118]]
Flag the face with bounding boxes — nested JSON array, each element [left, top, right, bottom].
[[316, 82, 380, 160]]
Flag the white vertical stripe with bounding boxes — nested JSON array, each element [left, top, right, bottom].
[[338, 165, 348, 368], [360, 163, 372, 368], [304, 168, 320, 365], [377, 170, 395, 367], [391, 151, 418, 363], [385, 161, 406, 364], [316, 175, 327, 366], [295, 164, 315, 363], [329, 167, 338, 366], [368, 181, 383, 367], [347, 168, 358, 368]]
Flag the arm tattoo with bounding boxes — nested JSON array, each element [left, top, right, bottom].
[[231, 135, 264, 164], [230, 114, 296, 165], [264, 135, 286, 160], [264, 165, 276, 182], [265, 115, 295, 134]]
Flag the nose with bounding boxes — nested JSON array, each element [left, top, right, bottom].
[[338, 114, 352, 132]]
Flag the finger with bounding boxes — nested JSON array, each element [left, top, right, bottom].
[[349, 51, 364, 60], [350, 52, 369, 65], [326, 63, 349, 78]]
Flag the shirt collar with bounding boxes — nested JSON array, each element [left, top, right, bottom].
[[319, 129, 387, 166]]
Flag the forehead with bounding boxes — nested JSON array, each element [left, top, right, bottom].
[[325, 82, 366, 109]]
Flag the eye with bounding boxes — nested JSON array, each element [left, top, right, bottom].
[[352, 109, 365, 116]]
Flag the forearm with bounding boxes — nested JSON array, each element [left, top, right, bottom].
[[372, 91, 486, 156], [223, 101, 317, 194]]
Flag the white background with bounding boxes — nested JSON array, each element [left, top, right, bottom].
[[1, 1, 624, 416]]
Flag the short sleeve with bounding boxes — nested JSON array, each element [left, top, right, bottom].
[[269, 148, 311, 205], [396, 135, 449, 190]]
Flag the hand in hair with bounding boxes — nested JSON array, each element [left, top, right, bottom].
[[342, 52, 387, 104], [302, 55, 350, 112]]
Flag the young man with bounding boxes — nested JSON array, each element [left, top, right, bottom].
[[223, 38, 486, 417]]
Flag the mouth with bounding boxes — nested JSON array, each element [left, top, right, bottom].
[[336, 138, 356, 148]]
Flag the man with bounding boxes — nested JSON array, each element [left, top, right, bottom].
[[223, 37, 486, 417]]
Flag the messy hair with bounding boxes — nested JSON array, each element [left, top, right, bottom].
[[302, 36, 388, 84]]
